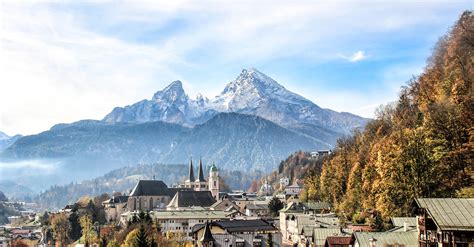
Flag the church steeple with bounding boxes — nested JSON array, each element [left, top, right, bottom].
[[197, 158, 206, 182], [187, 158, 195, 182]]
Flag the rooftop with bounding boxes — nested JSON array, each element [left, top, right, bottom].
[[167, 190, 216, 208], [354, 231, 418, 247], [415, 198, 474, 231], [150, 210, 228, 219], [192, 219, 277, 233], [391, 217, 417, 227], [129, 180, 172, 197]]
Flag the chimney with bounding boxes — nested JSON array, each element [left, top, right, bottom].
[[404, 222, 408, 232]]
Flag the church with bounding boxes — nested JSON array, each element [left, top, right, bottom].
[[181, 159, 220, 200], [126, 159, 221, 212]]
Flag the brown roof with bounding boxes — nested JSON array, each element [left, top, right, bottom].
[[325, 236, 354, 245]]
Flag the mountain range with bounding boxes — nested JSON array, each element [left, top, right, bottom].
[[0, 68, 368, 190], [104, 68, 366, 137]]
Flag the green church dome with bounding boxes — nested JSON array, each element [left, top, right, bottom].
[[210, 163, 218, 172]]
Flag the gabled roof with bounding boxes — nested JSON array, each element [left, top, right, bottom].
[[211, 198, 240, 211], [129, 180, 171, 196], [312, 228, 341, 246], [245, 204, 268, 210], [354, 231, 418, 247], [391, 217, 417, 227], [415, 198, 474, 231], [325, 235, 354, 245], [167, 190, 216, 208]]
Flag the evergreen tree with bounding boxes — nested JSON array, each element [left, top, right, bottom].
[[268, 197, 284, 217], [134, 224, 150, 247]]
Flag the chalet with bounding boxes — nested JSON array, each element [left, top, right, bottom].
[[192, 219, 282, 247], [414, 198, 474, 246]]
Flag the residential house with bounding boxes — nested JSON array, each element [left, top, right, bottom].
[[414, 198, 474, 246], [192, 219, 282, 247]]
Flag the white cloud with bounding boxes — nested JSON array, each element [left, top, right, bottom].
[[0, 1, 470, 134], [339, 50, 367, 62]]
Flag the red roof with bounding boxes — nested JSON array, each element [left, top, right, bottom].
[[326, 236, 353, 245]]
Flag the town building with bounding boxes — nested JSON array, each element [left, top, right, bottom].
[[259, 178, 273, 196], [192, 219, 282, 247], [414, 198, 474, 246], [102, 195, 129, 222], [310, 150, 332, 159], [285, 183, 303, 200], [155, 210, 228, 236], [244, 203, 270, 217]]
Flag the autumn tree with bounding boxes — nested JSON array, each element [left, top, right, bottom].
[[51, 213, 71, 246]]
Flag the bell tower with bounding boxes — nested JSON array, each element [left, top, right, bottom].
[[209, 163, 219, 200]]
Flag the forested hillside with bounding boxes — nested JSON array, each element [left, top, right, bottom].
[[303, 11, 473, 222]]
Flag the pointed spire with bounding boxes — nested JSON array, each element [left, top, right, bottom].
[[197, 158, 206, 182], [199, 221, 215, 243], [187, 158, 195, 182]]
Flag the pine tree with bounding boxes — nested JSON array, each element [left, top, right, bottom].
[[134, 224, 149, 247], [268, 197, 284, 217]]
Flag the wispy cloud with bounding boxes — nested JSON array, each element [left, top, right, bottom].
[[340, 51, 367, 62], [0, 1, 471, 134]]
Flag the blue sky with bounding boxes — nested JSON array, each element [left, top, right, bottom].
[[0, 1, 472, 135]]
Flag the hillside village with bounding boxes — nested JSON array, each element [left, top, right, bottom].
[[1, 156, 473, 247]]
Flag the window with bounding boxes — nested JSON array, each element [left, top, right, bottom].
[[235, 242, 245, 247], [214, 181, 217, 186]]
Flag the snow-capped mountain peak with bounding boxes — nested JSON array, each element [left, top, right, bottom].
[[103, 68, 368, 135], [222, 68, 285, 95], [152, 80, 188, 104]]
